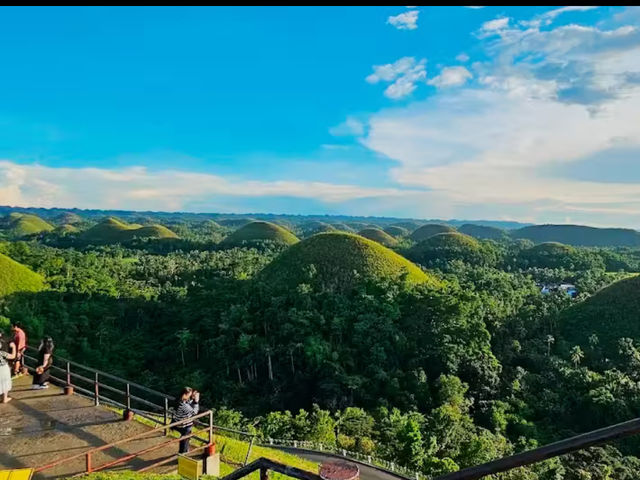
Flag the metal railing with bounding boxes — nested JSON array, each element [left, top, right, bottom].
[[34, 410, 215, 476], [221, 457, 322, 480], [23, 345, 174, 429]]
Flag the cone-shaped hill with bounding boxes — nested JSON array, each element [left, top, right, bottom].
[[560, 274, 640, 355], [458, 224, 508, 240], [0, 253, 45, 297], [408, 232, 489, 265], [358, 228, 398, 247], [410, 224, 456, 242], [301, 221, 337, 237], [221, 221, 299, 247], [80, 217, 178, 244], [259, 232, 439, 292], [384, 226, 409, 238], [2, 213, 54, 237]]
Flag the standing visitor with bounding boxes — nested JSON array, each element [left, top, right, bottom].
[[173, 386, 200, 454], [0, 333, 17, 403], [32, 336, 54, 390], [11, 322, 27, 376]]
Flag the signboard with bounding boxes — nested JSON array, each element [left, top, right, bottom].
[[178, 455, 203, 480], [0, 469, 34, 480]]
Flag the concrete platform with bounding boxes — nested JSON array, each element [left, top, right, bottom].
[[0, 376, 182, 478]]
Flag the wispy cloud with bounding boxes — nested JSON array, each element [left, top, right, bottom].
[[387, 10, 419, 30], [366, 57, 427, 99], [329, 117, 365, 136], [428, 66, 472, 88]]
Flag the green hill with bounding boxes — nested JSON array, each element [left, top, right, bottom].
[[221, 221, 299, 247], [2, 213, 54, 237], [330, 222, 355, 232], [410, 223, 456, 242], [512, 224, 640, 247], [458, 223, 508, 240], [560, 274, 640, 355], [0, 253, 45, 296], [358, 228, 399, 247], [54, 224, 79, 234], [301, 221, 337, 237], [217, 218, 255, 228], [408, 232, 490, 265], [55, 212, 83, 225], [384, 226, 409, 238], [392, 221, 422, 231], [259, 232, 438, 291], [81, 217, 178, 244]]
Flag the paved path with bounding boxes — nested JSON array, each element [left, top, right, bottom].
[[0, 376, 180, 478], [275, 447, 407, 480]]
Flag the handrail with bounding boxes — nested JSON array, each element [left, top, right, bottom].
[[220, 457, 322, 480]]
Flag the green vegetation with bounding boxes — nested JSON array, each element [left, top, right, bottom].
[[512, 224, 640, 247], [301, 221, 337, 237], [409, 223, 455, 242], [357, 228, 398, 247], [1, 212, 54, 237], [6, 207, 640, 479], [55, 212, 83, 225], [259, 232, 436, 291], [222, 221, 299, 247], [0, 252, 45, 296], [80, 217, 179, 244], [383, 225, 409, 238], [55, 224, 80, 234], [458, 223, 508, 240]]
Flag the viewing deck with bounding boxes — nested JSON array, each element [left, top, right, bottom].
[[0, 376, 179, 478]]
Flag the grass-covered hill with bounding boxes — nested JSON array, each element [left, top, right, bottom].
[[54, 211, 83, 225], [560, 274, 640, 355], [221, 221, 299, 247], [301, 221, 337, 237], [54, 224, 80, 235], [330, 222, 354, 232], [217, 218, 255, 228], [409, 223, 456, 242], [1, 213, 54, 237], [408, 231, 490, 266], [512, 224, 640, 247], [516, 241, 599, 270], [459, 223, 508, 240], [0, 253, 45, 296], [259, 232, 438, 291], [384, 225, 409, 238], [358, 228, 399, 247], [81, 217, 178, 244]]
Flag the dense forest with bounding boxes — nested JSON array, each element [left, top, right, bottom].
[[2, 208, 640, 479]]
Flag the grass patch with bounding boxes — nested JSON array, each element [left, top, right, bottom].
[[221, 222, 299, 247], [0, 253, 45, 297]]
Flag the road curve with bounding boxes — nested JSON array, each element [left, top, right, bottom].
[[274, 446, 409, 480]]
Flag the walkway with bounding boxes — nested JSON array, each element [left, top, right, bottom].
[[0, 376, 179, 478]]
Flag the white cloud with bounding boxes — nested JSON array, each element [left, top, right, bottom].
[[456, 52, 470, 62], [540, 6, 598, 25], [478, 17, 510, 37], [428, 66, 472, 88], [0, 161, 423, 211], [387, 10, 419, 30], [366, 57, 427, 99], [329, 117, 365, 136]]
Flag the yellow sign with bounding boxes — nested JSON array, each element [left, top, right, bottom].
[[0, 469, 34, 480], [178, 455, 202, 480]]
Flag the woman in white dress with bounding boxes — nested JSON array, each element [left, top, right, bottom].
[[0, 332, 17, 403]]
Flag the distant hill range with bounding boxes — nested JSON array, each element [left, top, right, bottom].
[[511, 224, 640, 247]]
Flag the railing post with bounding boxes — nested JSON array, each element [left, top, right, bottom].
[[164, 397, 169, 436], [94, 372, 99, 406], [86, 452, 92, 473], [123, 383, 133, 420], [260, 466, 269, 480], [244, 435, 255, 466], [64, 362, 73, 395], [209, 410, 214, 445]]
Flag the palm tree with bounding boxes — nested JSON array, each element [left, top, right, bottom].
[[546, 335, 555, 357], [176, 328, 193, 366], [570, 345, 584, 368]]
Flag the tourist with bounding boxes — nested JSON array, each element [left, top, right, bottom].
[[0, 333, 17, 403], [11, 322, 27, 376], [173, 386, 200, 454], [32, 336, 54, 390]]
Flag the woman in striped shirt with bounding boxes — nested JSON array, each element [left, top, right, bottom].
[[173, 386, 200, 453]]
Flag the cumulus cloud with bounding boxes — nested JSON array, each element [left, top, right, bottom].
[[0, 161, 423, 211], [387, 10, 419, 30], [366, 57, 427, 99], [456, 52, 470, 62], [356, 7, 640, 227], [428, 66, 472, 88]]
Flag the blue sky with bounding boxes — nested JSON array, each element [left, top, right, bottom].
[[1, 6, 640, 226]]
